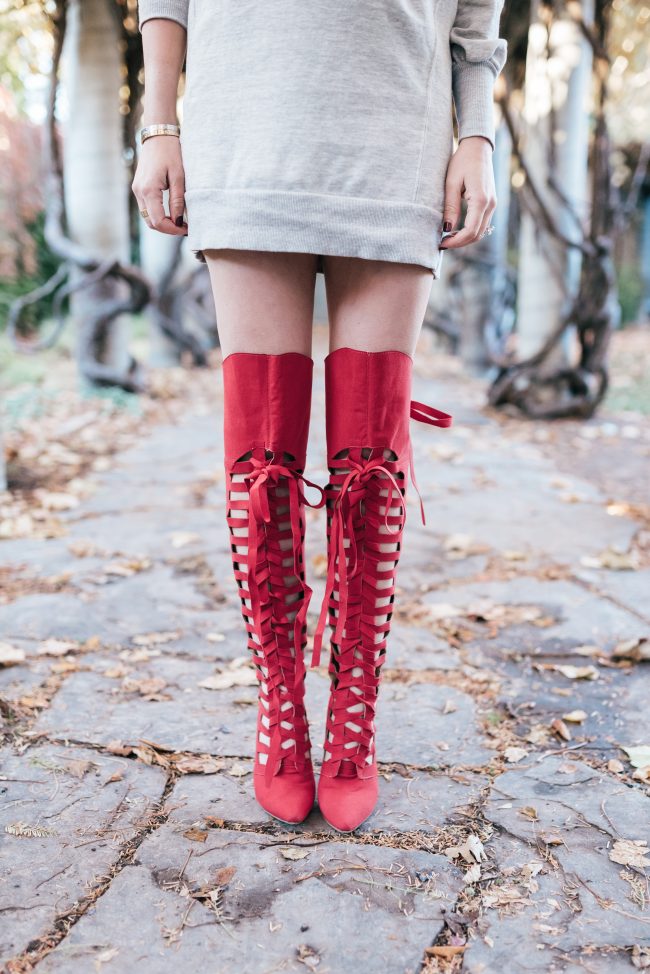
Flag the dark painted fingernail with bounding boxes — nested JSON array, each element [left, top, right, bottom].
[[175, 216, 184, 227], [443, 221, 452, 232]]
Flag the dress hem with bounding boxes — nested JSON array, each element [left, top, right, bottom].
[[184, 188, 445, 278]]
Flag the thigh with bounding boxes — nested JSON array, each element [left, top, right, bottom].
[[203, 249, 319, 358], [322, 256, 434, 356]]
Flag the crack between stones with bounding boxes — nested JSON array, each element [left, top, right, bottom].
[[569, 572, 650, 625], [4, 771, 178, 973]]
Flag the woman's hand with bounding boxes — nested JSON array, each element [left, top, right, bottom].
[[439, 135, 496, 250], [132, 134, 188, 236]]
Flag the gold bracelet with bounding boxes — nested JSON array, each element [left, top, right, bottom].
[[140, 123, 181, 144]]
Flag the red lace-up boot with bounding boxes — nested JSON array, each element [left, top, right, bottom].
[[222, 351, 325, 825], [310, 347, 452, 832]]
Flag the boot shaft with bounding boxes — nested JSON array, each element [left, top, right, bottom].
[[222, 351, 314, 468], [324, 347, 413, 463]]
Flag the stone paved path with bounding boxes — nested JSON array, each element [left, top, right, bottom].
[[1, 327, 649, 973]]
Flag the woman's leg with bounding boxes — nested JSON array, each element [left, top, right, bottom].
[[203, 249, 322, 825], [203, 249, 318, 356], [324, 255, 434, 355], [313, 256, 435, 832]]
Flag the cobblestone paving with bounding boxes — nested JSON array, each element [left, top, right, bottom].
[[1, 330, 649, 973]]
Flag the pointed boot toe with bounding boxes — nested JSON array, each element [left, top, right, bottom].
[[255, 767, 316, 825], [317, 770, 378, 832]]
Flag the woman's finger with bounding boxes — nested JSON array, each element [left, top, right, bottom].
[[476, 196, 497, 242], [442, 176, 463, 234], [142, 182, 185, 236], [169, 169, 187, 229], [440, 190, 489, 250], [134, 194, 154, 230]]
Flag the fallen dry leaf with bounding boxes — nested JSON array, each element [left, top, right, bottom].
[[132, 631, 179, 646], [622, 746, 650, 769], [169, 531, 200, 549], [521, 861, 544, 880], [174, 755, 224, 775], [425, 945, 466, 958], [551, 718, 572, 742], [612, 638, 650, 663], [631, 945, 650, 970], [464, 863, 482, 884], [67, 539, 104, 558], [580, 546, 640, 571], [0, 642, 25, 666], [37, 638, 79, 657], [562, 710, 587, 723], [122, 676, 169, 700], [572, 644, 602, 657], [214, 866, 237, 885], [525, 724, 551, 745], [63, 759, 96, 779], [205, 816, 225, 828], [540, 833, 564, 846], [94, 946, 120, 968], [103, 557, 152, 577], [184, 827, 208, 843], [502, 549, 527, 561], [106, 741, 132, 757], [607, 759, 625, 774], [5, 821, 56, 838], [519, 806, 539, 821], [550, 664, 599, 681], [444, 833, 487, 864], [504, 746, 529, 764], [35, 490, 80, 511], [443, 533, 488, 560], [609, 839, 650, 872], [199, 662, 257, 691], [280, 847, 310, 861]]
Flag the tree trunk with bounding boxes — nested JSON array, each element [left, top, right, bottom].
[[139, 188, 183, 367], [515, 0, 595, 368], [62, 0, 131, 379], [641, 193, 650, 320]]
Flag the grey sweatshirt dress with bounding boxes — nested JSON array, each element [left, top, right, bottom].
[[137, 1, 507, 278]]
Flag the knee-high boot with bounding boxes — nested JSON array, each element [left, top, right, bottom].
[[222, 351, 325, 824], [310, 347, 452, 832]]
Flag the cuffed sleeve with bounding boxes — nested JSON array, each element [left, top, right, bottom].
[[138, 0, 188, 31], [450, 0, 508, 150]]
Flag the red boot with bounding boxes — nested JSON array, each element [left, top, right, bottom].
[[222, 351, 325, 825], [311, 347, 452, 832]]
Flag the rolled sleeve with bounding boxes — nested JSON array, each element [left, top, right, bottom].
[[450, 0, 508, 150], [138, 0, 188, 32]]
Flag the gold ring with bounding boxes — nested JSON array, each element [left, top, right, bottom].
[[140, 209, 149, 219]]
